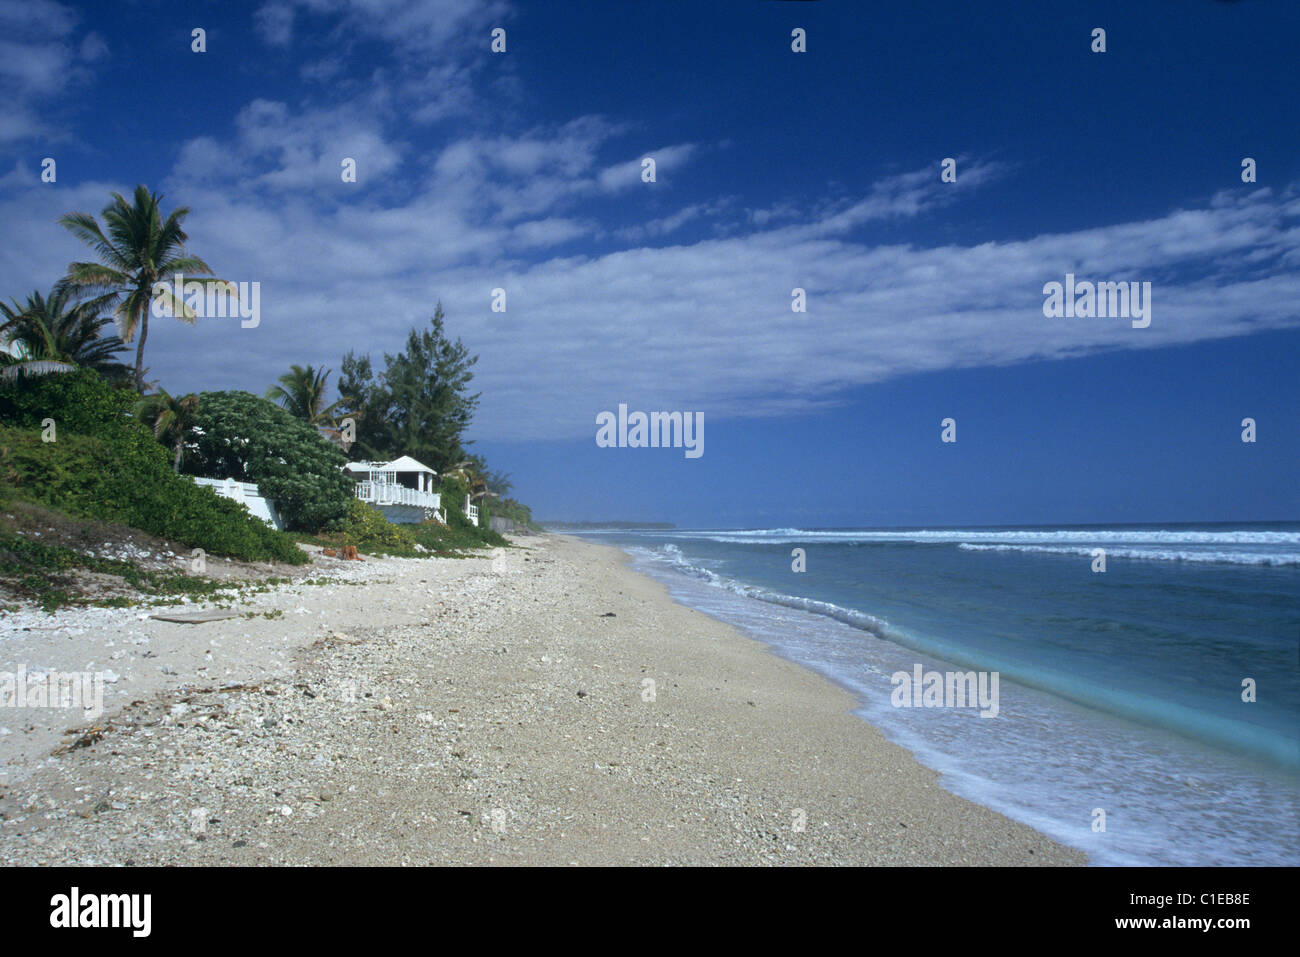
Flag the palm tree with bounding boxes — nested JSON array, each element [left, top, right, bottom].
[[442, 460, 492, 502], [265, 364, 343, 425], [58, 185, 227, 391], [134, 389, 201, 472], [0, 287, 128, 383]]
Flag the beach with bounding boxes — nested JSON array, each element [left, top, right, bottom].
[[0, 534, 1083, 866]]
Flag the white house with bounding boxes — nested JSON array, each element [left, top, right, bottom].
[[346, 456, 444, 524]]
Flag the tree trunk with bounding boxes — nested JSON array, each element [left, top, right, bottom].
[[173, 440, 183, 472], [133, 304, 149, 391]]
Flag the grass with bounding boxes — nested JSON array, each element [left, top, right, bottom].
[[0, 530, 297, 613]]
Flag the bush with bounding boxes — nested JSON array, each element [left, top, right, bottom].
[[0, 371, 306, 564], [339, 498, 416, 552], [0, 365, 138, 435], [492, 497, 541, 531], [435, 475, 506, 547], [183, 390, 353, 532]]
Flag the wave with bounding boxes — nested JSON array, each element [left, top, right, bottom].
[[956, 543, 1300, 566], [636, 543, 1300, 768], [644, 545, 914, 645], [645, 527, 1300, 565], [664, 527, 1300, 544]]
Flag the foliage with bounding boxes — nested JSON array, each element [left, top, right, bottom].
[[438, 473, 507, 546], [0, 364, 136, 435], [265, 363, 343, 425], [58, 185, 226, 390], [338, 498, 416, 551], [0, 287, 129, 383], [134, 388, 200, 471], [492, 497, 541, 531], [182, 390, 353, 532], [0, 530, 236, 612], [337, 302, 479, 472], [462, 451, 512, 497], [0, 372, 305, 565]]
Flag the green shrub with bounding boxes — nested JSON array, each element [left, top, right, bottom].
[[434, 475, 506, 547], [339, 498, 416, 552], [183, 390, 353, 532], [0, 371, 306, 564], [492, 497, 541, 531]]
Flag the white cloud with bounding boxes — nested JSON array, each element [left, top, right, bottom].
[[598, 143, 699, 192], [5, 118, 1297, 447], [0, 0, 107, 144], [170, 99, 405, 192], [256, 0, 511, 56]]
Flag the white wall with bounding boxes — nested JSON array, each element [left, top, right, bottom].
[[191, 477, 284, 530]]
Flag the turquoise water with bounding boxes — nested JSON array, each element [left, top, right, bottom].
[[573, 524, 1300, 865]]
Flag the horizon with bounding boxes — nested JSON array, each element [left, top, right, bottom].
[[542, 518, 1300, 531], [2, 0, 1297, 526]]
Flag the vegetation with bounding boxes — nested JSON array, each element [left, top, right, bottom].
[[265, 364, 343, 426], [491, 497, 542, 531], [337, 303, 479, 473], [181, 390, 354, 533], [0, 531, 231, 612], [298, 497, 507, 558], [58, 185, 228, 391], [0, 185, 533, 609], [0, 370, 306, 564], [0, 287, 128, 383], [134, 388, 200, 471]]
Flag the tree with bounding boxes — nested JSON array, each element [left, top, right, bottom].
[[0, 287, 128, 383], [182, 390, 353, 532], [265, 364, 343, 425], [462, 451, 513, 498], [336, 350, 388, 460], [58, 185, 227, 390], [336, 302, 480, 472], [134, 389, 200, 472]]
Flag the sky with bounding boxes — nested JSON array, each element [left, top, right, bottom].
[[1, 0, 1297, 527]]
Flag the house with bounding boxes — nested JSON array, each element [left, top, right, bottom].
[[345, 456, 445, 524]]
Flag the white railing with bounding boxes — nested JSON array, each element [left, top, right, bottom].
[[355, 481, 441, 510], [193, 476, 262, 500]]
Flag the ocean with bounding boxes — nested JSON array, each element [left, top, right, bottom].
[[569, 524, 1300, 866]]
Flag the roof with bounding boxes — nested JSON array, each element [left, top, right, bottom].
[[382, 455, 437, 474]]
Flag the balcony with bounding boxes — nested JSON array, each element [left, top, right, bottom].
[[355, 481, 441, 511]]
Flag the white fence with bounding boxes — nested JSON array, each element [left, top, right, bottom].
[[191, 476, 283, 530], [355, 482, 441, 511]]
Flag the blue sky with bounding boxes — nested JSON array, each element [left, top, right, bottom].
[[2, 0, 1297, 526]]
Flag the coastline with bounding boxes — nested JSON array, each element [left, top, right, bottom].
[[0, 533, 1084, 865]]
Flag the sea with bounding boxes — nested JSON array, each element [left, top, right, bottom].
[[568, 523, 1300, 866]]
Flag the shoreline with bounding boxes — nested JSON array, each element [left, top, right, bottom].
[[0, 534, 1084, 865]]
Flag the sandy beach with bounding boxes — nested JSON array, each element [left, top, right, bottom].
[[0, 534, 1084, 866]]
